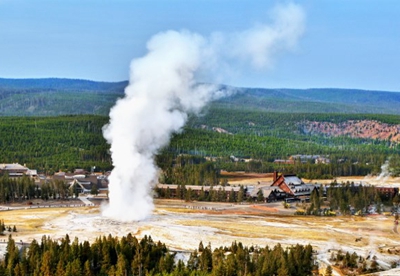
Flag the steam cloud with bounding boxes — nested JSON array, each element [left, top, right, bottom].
[[102, 3, 305, 221], [376, 159, 391, 181]]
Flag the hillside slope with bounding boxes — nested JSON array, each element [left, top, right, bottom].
[[0, 78, 127, 116], [217, 87, 400, 114], [0, 78, 399, 116]]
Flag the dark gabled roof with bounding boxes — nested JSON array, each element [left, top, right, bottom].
[[289, 183, 318, 196], [249, 186, 284, 197], [79, 183, 92, 190], [283, 175, 303, 186]]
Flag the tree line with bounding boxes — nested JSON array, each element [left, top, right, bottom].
[[0, 175, 74, 203], [0, 234, 315, 276], [303, 182, 398, 216], [156, 184, 247, 203]]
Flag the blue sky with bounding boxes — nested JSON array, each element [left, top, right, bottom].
[[1, 0, 399, 91]]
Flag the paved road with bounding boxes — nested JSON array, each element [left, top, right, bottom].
[[78, 196, 94, 205]]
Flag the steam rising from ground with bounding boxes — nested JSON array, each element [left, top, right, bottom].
[[102, 3, 305, 221], [377, 160, 391, 181]]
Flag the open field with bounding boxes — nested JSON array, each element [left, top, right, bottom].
[[0, 199, 400, 275]]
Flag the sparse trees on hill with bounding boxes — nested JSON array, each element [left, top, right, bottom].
[[330, 249, 383, 274]]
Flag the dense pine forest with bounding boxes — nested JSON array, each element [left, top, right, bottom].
[[0, 116, 110, 174], [0, 234, 314, 276], [0, 110, 400, 178]]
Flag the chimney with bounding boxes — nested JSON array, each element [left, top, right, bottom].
[[273, 171, 278, 182]]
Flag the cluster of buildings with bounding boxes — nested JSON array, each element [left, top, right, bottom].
[[273, 155, 331, 165], [2, 163, 318, 202], [157, 171, 400, 204], [0, 163, 109, 195], [156, 171, 322, 202], [2, 163, 399, 204]]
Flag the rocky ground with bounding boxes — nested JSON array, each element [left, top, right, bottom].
[[299, 119, 400, 144]]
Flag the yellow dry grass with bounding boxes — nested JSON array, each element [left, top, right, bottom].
[[0, 206, 94, 237], [157, 207, 201, 214]]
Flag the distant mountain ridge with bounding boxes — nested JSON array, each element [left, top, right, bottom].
[[218, 87, 400, 114], [0, 78, 399, 116], [0, 78, 128, 92], [0, 78, 127, 116]]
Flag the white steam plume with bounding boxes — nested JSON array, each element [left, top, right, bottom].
[[102, 3, 305, 221], [377, 159, 391, 181]]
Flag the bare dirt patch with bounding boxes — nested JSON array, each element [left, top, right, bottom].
[[221, 171, 274, 183]]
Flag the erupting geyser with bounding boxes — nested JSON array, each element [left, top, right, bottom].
[[102, 3, 305, 221]]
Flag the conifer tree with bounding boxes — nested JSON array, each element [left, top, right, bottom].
[[39, 251, 52, 276], [83, 260, 93, 276], [326, 265, 333, 276], [237, 185, 245, 202]]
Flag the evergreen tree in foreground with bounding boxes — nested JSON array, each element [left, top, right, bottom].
[[0, 234, 314, 276]]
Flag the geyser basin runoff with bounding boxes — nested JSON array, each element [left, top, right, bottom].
[[4, 202, 400, 271], [102, 3, 305, 221]]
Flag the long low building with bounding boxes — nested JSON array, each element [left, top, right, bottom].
[[156, 184, 241, 191], [0, 163, 37, 177]]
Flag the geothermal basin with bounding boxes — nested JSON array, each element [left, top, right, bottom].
[[1, 198, 400, 275]]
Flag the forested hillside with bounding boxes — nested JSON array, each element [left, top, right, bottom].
[[1, 111, 399, 179], [1, 78, 400, 178], [0, 116, 111, 174], [165, 109, 400, 179], [219, 87, 400, 114]]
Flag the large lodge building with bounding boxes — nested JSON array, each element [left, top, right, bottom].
[[156, 172, 322, 202], [156, 171, 400, 203]]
